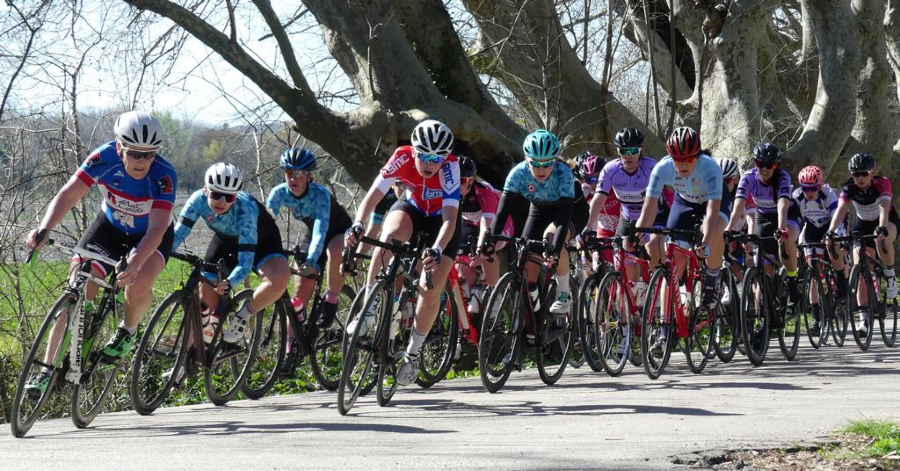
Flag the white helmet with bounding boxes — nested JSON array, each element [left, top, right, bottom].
[[205, 163, 243, 193], [114, 111, 163, 149], [716, 157, 741, 179], [411, 119, 454, 156]]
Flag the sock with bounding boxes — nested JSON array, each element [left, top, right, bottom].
[[786, 269, 798, 278], [324, 291, 339, 304], [119, 321, 137, 335], [704, 267, 720, 289], [406, 328, 427, 357], [555, 274, 569, 295], [886, 268, 896, 280], [236, 302, 256, 320]]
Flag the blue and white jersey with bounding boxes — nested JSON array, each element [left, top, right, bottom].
[[266, 182, 332, 265], [647, 154, 722, 204], [792, 185, 838, 229], [172, 190, 260, 286], [502, 160, 575, 206], [75, 141, 177, 235]]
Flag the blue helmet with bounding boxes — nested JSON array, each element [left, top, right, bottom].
[[523, 129, 560, 160], [280, 147, 316, 171]]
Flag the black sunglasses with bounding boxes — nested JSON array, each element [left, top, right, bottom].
[[852, 170, 872, 178], [123, 147, 156, 160], [210, 191, 237, 203]]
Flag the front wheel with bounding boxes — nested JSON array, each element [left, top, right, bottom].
[[536, 276, 574, 385], [240, 297, 287, 400], [337, 283, 384, 415], [641, 267, 674, 380], [417, 284, 460, 388], [11, 294, 75, 438], [478, 272, 522, 393], [876, 271, 898, 348], [576, 274, 604, 373], [712, 274, 738, 363], [595, 272, 630, 377], [801, 267, 830, 350], [777, 273, 801, 361], [741, 268, 769, 366], [683, 280, 712, 374], [848, 265, 876, 351], [203, 289, 261, 405], [72, 290, 123, 428], [311, 285, 357, 391]]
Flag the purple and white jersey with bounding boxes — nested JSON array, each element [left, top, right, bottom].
[[735, 168, 792, 215], [596, 156, 656, 220]]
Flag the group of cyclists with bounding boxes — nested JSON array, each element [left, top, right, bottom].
[[19, 109, 898, 414]]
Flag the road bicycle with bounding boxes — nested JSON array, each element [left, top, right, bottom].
[[797, 241, 844, 348]]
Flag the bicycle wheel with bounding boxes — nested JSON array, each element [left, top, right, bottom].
[[596, 272, 630, 377], [204, 289, 261, 405], [576, 273, 604, 372], [376, 286, 404, 406], [712, 273, 738, 363], [826, 267, 848, 346], [337, 282, 385, 415], [802, 267, 829, 350], [417, 284, 460, 388], [683, 279, 712, 374], [240, 298, 287, 400], [776, 272, 801, 361], [11, 293, 74, 438], [741, 268, 769, 366], [130, 290, 191, 416], [72, 290, 123, 428], [641, 267, 674, 380], [847, 265, 875, 351], [311, 284, 356, 391], [478, 272, 522, 393], [871, 268, 898, 348], [536, 276, 574, 385]]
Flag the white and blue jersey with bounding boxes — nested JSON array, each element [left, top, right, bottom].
[[647, 154, 722, 204], [267, 182, 344, 269], [75, 141, 177, 235], [503, 160, 575, 206]]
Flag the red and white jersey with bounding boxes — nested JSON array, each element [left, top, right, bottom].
[[375, 146, 460, 217], [840, 176, 893, 221], [596, 189, 621, 237], [460, 180, 499, 226]]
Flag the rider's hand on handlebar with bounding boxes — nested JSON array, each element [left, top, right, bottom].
[[875, 226, 889, 239], [694, 242, 710, 259], [116, 258, 142, 286], [25, 228, 47, 250], [214, 279, 231, 296], [422, 248, 442, 273], [344, 222, 365, 249]]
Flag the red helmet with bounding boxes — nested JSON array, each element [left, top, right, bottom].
[[666, 127, 701, 160], [798, 165, 823, 187]]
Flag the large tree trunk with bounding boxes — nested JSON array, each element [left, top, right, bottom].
[[786, 0, 861, 179], [885, 0, 900, 168]]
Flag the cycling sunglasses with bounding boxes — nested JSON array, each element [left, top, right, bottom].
[[284, 169, 310, 179], [586, 175, 599, 184], [416, 152, 444, 164], [461, 177, 475, 185], [672, 155, 698, 164], [852, 170, 872, 178], [528, 158, 555, 168], [209, 191, 237, 203], [618, 147, 641, 156], [122, 147, 156, 160], [754, 160, 777, 170], [801, 185, 820, 192]]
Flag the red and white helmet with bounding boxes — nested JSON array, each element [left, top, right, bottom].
[[666, 127, 701, 160], [798, 165, 823, 187]]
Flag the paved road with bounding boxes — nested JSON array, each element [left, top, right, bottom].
[[3, 345, 899, 470]]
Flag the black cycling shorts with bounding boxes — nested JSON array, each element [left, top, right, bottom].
[[205, 201, 285, 273], [854, 208, 900, 249], [77, 211, 174, 276], [389, 199, 461, 258], [755, 203, 802, 257]]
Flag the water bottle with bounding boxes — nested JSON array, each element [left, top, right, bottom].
[[291, 297, 305, 324], [632, 281, 648, 308], [202, 315, 219, 344], [401, 297, 416, 328], [390, 295, 402, 338], [469, 285, 483, 314], [528, 282, 541, 311]]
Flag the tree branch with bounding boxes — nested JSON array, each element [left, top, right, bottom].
[[250, 0, 307, 90]]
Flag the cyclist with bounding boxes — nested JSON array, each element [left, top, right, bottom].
[[456, 155, 502, 316], [717, 157, 745, 305], [636, 126, 731, 354], [267, 148, 352, 330], [574, 152, 620, 241], [725, 142, 803, 312], [485, 129, 576, 315], [793, 165, 839, 335], [344, 119, 461, 386], [24, 111, 177, 394], [172, 163, 289, 345], [825, 152, 899, 338]]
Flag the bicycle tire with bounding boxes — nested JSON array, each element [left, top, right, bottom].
[[683, 280, 712, 374], [871, 266, 898, 348], [826, 267, 848, 347], [376, 283, 403, 407], [536, 276, 574, 385], [848, 265, 875, 351], [204, 289, 261, 405], [595, 272, 630, 377], [72, 289, 122, 428], [478, 272, 522, 393], [801, 266, 829, 350], [311, 284, 357, 391], [337, 282, 384, 415], [741, 267, 769, 366], [576, 273, 604, 372], [240, 297, 287, 400], [11, 293, 75, 438], [776, 271, 801, 361], [130, 290, 191, 416], [417, 284, 460, 388], [712, 273, 738, 363], [641, 267, 673, 380]]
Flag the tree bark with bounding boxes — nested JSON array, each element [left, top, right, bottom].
[[884, 0, 900, 169]]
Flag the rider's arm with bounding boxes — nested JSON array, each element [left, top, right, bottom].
[[702, 199, 722, 246], [354, 178, 388, 227], [776, 171, 793, 231], [777, 197, 790, 231], [434, 159, 461, 253], [172, 190, 205, 253], [228, 200, 259, 287], [305, 185, 332, 269], [827, 198, 851, 233], [265, 185, 284, 218], [726, 197, 747, 232], [476, 183, 499, 246], [491, 191, 526, 237], [131, 208, 172, 268], [37, 175, 92, 233], [551, 197, 574, 253], [702, 158, 724, 246]]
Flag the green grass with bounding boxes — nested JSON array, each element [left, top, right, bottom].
[[845, 420, 900, 457]]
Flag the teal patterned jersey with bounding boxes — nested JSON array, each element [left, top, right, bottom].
[[502, 160, 575, 206]]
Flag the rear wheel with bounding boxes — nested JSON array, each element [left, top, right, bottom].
[[801, 267, 829, 350], [596, 273, 630, 377], [576, 274, 604, 372], [683, 280, 712, 374], [536, 277, 574, 385], [777, 272, 802, 361], [741, 268, 769, 366], [130, 291, 190, 416], [826, 267, 849, 347], [875, 270, 898, 348], [241, 298, 287, 399], [640, 267, 674, 380], [337, 283, 384, 415], [11, 294, 74, 438], [712, 273, 738, 363], [417, 284, 460, 388], [311, 285, 356, 391], [203, 289, 261, 405], [72, 290, 123, 428], [848, 265, 876, 351], [478, 272, 521, 393]]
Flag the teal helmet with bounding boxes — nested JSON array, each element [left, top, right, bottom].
[[523, 129, 560, 160]]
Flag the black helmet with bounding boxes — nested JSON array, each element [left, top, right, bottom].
[[614, 127, 645, 148], [752, 142, 781, 165], [848, 152, 876, 173], [458, 155, 476, 178]]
